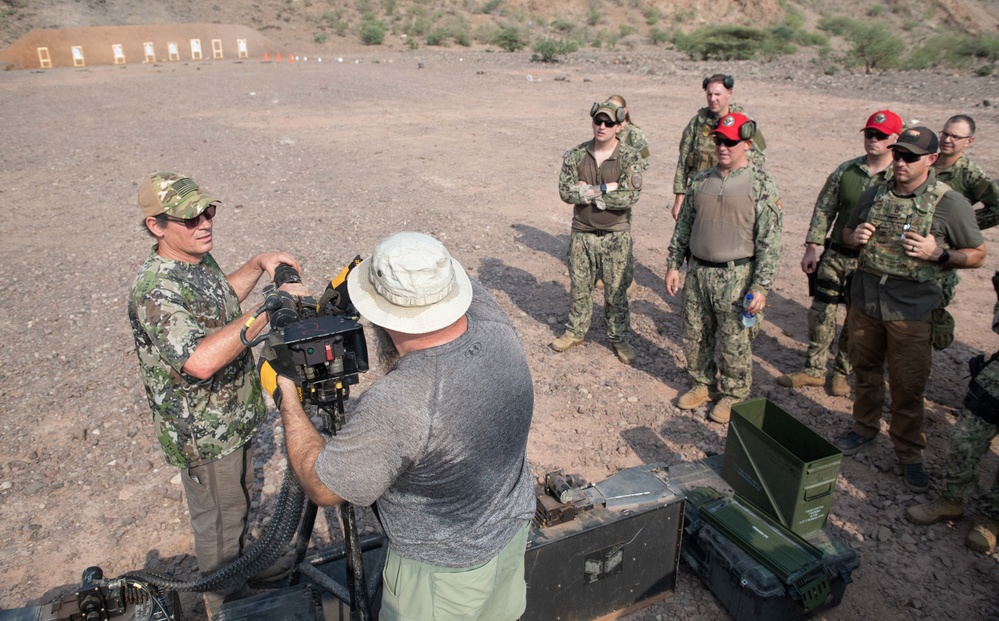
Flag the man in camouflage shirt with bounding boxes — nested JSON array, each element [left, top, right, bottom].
[[778, 110, 901, 397], [551, 101, 644, 365], [837, 128, 985, 494], [934, 115, 999, 308], [907, 270, 999, 555], [665, 113, 782, 424], [671, 74, 767, 220], [128, 172, 305, 614]]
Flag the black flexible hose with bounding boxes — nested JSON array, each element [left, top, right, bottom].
[[120, 467, 306, 592]]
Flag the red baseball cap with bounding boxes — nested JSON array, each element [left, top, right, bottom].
[[861, 110, 903, 136], [711, 112, 752, 142]]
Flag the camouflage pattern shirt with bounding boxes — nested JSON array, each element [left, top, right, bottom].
[[934, 153, 999, 230], [672, 104, 767, 195], [666, 164, 783, 294], [617, 123, 651, 171], [559, 139, 644, 232], [128, 248, 264, 468], [805, 156, 893, 247]]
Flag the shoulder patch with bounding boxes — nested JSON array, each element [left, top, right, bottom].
[[563, 149, 572, 159], [631, 173, 643, 190]]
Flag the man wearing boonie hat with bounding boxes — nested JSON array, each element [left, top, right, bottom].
[[128, 172, 307, 616], [664, 112, 783, 425], [933, 114, 999, 311], [779, 110, 902, 397], [671, 73, 767, 220], [837, 127, 986, 494], [274, 232, 535, 621], [551, 100, 645, 365]]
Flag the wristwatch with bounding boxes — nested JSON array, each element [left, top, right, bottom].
[[937, 249, 950, 264], [600, 183, 607, 195]]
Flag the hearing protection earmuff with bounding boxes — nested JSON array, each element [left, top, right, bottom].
[[590, 102, 627, 124], [702, 74, 735, 90], [715, 116, 757, 141]]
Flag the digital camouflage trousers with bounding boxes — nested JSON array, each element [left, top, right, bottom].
[[564, 230, 634, 343], [805, 249, 856, 378], [943, 358, 999, 518], [681, 261, 756, 400]]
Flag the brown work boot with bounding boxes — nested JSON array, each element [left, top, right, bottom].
[[677, 385, 711, 410], [967, 515, 999, 553], [829, 374, 850, 397], [611, 341, 636, 365], [906, 497, 964, 525], [708, 397, 735, 424], [550, 333, 583, 352], [777, 371, 825, 389]]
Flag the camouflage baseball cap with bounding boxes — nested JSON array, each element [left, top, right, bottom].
[[590, 101, 622, 123], [138, 172, 218, 219]]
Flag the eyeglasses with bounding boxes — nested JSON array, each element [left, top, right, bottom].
[[939, 130, 971, 141], [863, 129, 891, 141], [891, 150, 923, 164], [593, 117, 618, 128], [160, 204, 217, 229], [713, 136, 742, 147]]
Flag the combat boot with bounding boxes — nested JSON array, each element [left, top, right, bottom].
[[677, 385, 711, 410], [967, 515, 999, 554], [611, 341, 636, 365], [777, 371, 825, 389], [829, 374, 850, 397], [550, 333, 583, 352], [906, 497, 964, 525], [708, 397, 735, 424]]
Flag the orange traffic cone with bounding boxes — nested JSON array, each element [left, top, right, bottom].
[[264, 52, 269, 61], [289, 54, 295, 64], [277, 53, 282, 63]]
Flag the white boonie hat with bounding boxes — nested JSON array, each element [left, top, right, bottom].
[[347, 232, 473, 334]]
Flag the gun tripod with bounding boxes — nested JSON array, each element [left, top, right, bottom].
[[289, 383, 384, 621]]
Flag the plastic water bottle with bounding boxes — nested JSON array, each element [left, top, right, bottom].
[[741, 293, 757, 328]]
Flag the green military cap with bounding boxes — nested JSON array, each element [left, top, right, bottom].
[[138, 172, 218, 219]]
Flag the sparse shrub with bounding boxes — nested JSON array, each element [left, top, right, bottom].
[[817, 16, 855, 37], [846, 23, 904, 73], [867, 5, 885, 17], [314, 33, 328, 44], [619, 24, 635, 38], [674, 25, 794, 61], [649, 28, 669, 46], [784, 7, 804, 30], [492, 26, 525, 52], [425, 28, 448, 46], [902, 20, 919, 31], [382, 0, 396, 14], [824, 65, 839, 75], [551, 18, 575, 33], [587, 7, 601, 27], [977, 64, 995, 76], [360, 20, 386, 45], [644, 8, 660, 25], [531, 37, 578, 63]]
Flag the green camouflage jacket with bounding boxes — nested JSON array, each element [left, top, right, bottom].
[[935, 153, 999, 230], [667, 164, 783, 294], [558, 139, 644, 210], [617, 123, 650, 171], [672, 104, 767, 194], [806, 156, 893, 246], [128, 248, 264, 468]]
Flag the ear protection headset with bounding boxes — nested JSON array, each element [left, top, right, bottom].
[[702, 75, 735, 90], [590, 102, 627, 124]]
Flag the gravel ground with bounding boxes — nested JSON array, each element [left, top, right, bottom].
[[1, 42, 999, 620]]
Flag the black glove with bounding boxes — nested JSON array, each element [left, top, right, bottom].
[[992, 270, 999, 299]]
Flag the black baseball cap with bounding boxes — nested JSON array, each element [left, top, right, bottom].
[[890, 126, 938, 155]]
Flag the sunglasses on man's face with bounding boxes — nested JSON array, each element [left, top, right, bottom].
[[713, 136, 742, 148], [593, 117, 619, 128], [161, 204, 217, 229], [892, 150, 923, 164], [863, 129, 890, 141]]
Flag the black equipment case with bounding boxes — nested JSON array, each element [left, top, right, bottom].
[[523, 464, 685, 621], [668, 457, 859, 621]]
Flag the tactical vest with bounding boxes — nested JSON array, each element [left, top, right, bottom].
[[858, 180, 952, 282], [830, 164, 887, 245], [690, 170, 756, 263], [685, 111, 718, 173]]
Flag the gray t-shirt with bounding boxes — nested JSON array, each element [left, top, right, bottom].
[[314, 280, 535, 568]]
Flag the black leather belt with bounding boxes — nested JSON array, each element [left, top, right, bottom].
[[693, 255, 755, 268], [581, 229, 613, 237], [828, 241, 859, 258]]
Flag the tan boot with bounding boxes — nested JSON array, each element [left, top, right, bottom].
[[777, 371, 825, 389], [709, 397, 735, 424], [829, 373, 850, 397], [967, 515, 999, 553], [611, 341, 636, 365], [906, 497, 964, 525], [677, 385, 711, 410], [550, 333, 583, 352]]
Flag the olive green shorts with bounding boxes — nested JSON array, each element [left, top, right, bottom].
[[379, 522, 530, 621]]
